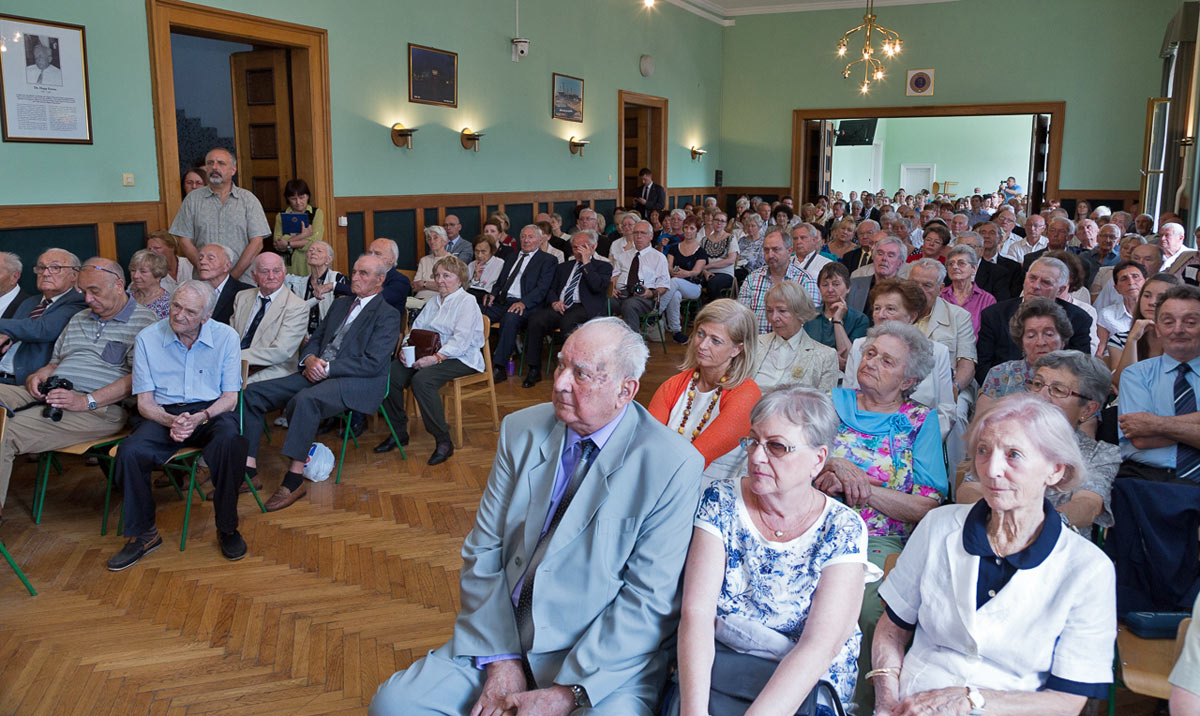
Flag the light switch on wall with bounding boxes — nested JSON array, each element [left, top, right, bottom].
[[121, 173, 135, 186], [338, 216, 348, 227]]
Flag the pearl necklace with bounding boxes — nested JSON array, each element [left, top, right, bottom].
[[677, 371, 726, 441]]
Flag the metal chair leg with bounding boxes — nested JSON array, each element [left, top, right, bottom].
[[101, 455, 117, 536], [179, 457, 200, 552], [33, 453, 52, 523], [336, 412, 352, 484], [244, 473, 266, 513], [378, 405, 407, 461], [0, 539, 35, 596]]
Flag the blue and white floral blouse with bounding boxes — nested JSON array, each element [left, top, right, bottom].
[[695, 477, 883, 705]]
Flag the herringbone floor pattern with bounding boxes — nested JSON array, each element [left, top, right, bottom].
[[0, 341, 1158, 714]]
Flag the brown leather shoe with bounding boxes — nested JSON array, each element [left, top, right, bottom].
[[263, 482, 308, 512]]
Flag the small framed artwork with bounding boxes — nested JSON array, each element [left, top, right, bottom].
[[552, 73, 584, 122], [906, 68, 934, 97], [408, 43, 457, 108], [0, 13, 92, 143]]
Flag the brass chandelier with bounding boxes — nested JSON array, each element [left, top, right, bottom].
[[837, 0, 902, 94]]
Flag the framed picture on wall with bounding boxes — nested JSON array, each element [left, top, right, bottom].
[[552, 73, 583, 122], [408, 43, 457, 108], [0, 13, 92, 143]]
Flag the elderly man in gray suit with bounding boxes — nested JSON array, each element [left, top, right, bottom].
[[240, 253, 402, 512], [371, 317, 704, 716]]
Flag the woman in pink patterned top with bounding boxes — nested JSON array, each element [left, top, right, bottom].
[[814, 320, 948, 708]]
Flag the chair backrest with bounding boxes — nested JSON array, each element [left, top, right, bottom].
[[480, 314, 493, 372], [0, 402, 8, 447], [240, 359, 249, 387]]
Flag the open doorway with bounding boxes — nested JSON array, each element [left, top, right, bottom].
[[617, 91, 667, 207]]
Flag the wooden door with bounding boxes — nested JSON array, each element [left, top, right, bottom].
[[802, 120, 835, 202], [623, 106, 649, 204], [230, 49, 294, 215], [1028, 113, 1050, 212]]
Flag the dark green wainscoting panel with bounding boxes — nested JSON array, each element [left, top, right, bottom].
[[116, 222, 148, 272], [554, 201, 580, 225], [505, 203, 533, 235], [594, 199, 616, 225], [448, 206, 480, 243], [346, 212, 365, 259], [375, 209, 418, 271], [0, 225, 98, 293]]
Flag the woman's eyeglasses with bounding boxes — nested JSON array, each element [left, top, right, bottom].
[[739, 436, 798, 458], [1025, 378, 1086, 400]]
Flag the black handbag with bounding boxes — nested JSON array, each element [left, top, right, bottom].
[[707, 640, 845, 716]]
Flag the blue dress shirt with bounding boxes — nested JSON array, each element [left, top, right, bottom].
[[1117, 353, 1200, 468], [132, 318, 242, 404]]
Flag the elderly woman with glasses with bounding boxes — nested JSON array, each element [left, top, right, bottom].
[[127, 250, 171, 319], [410, 225, 453, 307], [959, 350, 1117, 535], [872, 393, 1115, 716], [751, 281, 838, 393], [940, 242, 996, 335], [670, 386, 882, 716], [976, 298, 1074, 419]]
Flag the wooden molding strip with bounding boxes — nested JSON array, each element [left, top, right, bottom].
[[0, 201, 163, 229]]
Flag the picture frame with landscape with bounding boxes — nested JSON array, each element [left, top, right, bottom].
[[552, 73, 583, 122]]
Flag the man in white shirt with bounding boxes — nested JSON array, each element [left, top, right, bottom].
[[25, 42, 62, 86], [792, 223, 831, 278], [1003, 213, 1048, 263], [1160, 222, 1195, 274], [611, 221, 669, 332]]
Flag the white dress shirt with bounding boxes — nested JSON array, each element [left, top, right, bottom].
[[505, 252, 536, 301], [612, 246, 670, 293], [407, 287, 485, 373], [467, 256, 504, 293], [0, 285, 21, 318], [1001, 235, 1047, 263]]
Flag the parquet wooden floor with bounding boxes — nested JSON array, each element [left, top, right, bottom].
[[0, 339, 1161, 715]]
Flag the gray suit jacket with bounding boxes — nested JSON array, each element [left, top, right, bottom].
[[231, 287, 309, 384], [448, 402, 703, 705], [299, 293, 402, 414], [847, 274, 875, 315], [447, 237, 475, 265]]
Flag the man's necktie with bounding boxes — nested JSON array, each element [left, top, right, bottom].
[[514, 438, 598, 655], [500, 253, 529, 300], [562, 264, 583, 307], [627, 252, 641, 294], [36, 70, 44, 84], [1175, 363, 1200, 482], [28, 297, 51, 320], [642, 184, 649, 201], [241, 296, 270, 350], [320, 298, 360, 363]]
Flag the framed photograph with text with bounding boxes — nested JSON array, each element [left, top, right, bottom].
[[552, 73, 583, 122], [0, 13, 92, 143], [408, 43, 457, 108]]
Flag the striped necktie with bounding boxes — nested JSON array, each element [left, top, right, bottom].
[[1175, 363, 1200, 482], [28, 297, 51, 319], [562, 263, 583, 307]]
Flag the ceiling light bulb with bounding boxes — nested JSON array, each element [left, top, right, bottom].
[[644, 0, 655, 6], [874, 70, 884, 80], [837, 45, 846, 57], [861, 81, 870, 93]]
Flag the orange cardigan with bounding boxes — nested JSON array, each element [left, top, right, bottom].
[[648, 371, 761, 468]]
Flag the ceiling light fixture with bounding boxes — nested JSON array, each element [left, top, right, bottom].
[[837, 0, 901, 95], [643, 0, 655, 7]]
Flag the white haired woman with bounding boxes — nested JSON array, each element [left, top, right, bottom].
[[670, 386, 882, 715], [976, 297, 1074, 418], [410, 225, 452, 307], [751, 281, 838, 393], [958, 350, 1118, 535], [128, 249, 170, 319], [284, 240, 347, 340], [873, 393, 1115, 716]]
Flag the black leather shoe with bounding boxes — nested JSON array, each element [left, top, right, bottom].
[[427, 441, 454, 466], [493, 366, 507, 384], [374, 436, 395, 453], [106, 533, 163, 571], [349, 418, 367, 439], [521, 369, 542, 388], [218, 530, 247, 561]]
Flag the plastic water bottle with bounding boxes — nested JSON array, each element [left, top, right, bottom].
[[506, 358, 516, 376]]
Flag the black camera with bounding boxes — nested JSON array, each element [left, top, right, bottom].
[[40, 376, 74, 422], [632, 280, 645, 296]]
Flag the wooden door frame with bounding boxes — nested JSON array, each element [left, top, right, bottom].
[[146, 0, 335, 256], [790, 102, 1066, 202], [617, 91, 668, 204]]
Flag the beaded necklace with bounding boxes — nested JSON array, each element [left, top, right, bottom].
[[677, 370, 727, 440]]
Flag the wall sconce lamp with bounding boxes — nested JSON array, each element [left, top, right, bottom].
[[460, 128, 485, 152], [690, 146, 708, 161], [569, 136, 590, 156], [390, 123, 417, 149]]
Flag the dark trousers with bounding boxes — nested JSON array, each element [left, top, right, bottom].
[[705, 273, 734, 297], [116, 402, 247, 538], [243, 373, 361, 462], [524, 304, 591, 371], [381, 358, 476, 442], [1117, 459, 1198, 485], [617, 295, 654, 332], [484, 299, 530, 366]]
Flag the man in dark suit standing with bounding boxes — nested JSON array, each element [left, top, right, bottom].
[[0, 248, 87, 385], [0, 253, 27, 320], [196, 244, 251, 325], [241, 254, 403, 512], [632, 168, 666, 215], [975, 256, 1094, 383], [484, 225, 557, 384], [521, 231, 613, 388]]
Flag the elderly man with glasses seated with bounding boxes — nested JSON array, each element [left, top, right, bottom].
[[0, 248, 87, 387]]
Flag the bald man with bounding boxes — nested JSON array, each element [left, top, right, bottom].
[[0, 248, 88, 385], [230, 252, 309, 385]]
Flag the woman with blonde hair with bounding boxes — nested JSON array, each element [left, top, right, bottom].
[[128, 249, 171, 318], [649, 299, 761, 470], [751, 281, 838, 393], [145, 229, 192, 294]]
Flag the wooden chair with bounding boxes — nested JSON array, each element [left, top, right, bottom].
[[1115, 616, 1192, 700], [34, 432, 130, 535], [0, 409, 36, 595], [443, 315, 501, 448]]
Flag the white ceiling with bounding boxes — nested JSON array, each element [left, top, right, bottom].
[[665, 0, 959, 25]]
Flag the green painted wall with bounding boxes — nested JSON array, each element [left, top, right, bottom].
[[718, 0, 1177, 191], [0, 0, 723, 206]]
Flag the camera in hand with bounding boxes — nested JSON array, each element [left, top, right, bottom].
[[632, 280, 645, 296], [40, 376, 74, 422]]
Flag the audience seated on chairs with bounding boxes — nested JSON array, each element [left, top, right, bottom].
[[698, 211, 738, 297], [370, 317, 703, 716], [938, 240, 995, 335], [649, 299, 761, 472], [522, 230, 613, 388], [283, 240, 347, 341], [738, 228, 821, 334], [791, 222, 831, 282], [1095, 260, 1146, 354], [975, 257, 1093, 383], [611, 220, 670, 334], [1110, 272, 1181, 390], [331, 238, 411, 315], [466, 239, 503, 303], [1117, 283, 1200, 483], [241, 254, 403, 512], [442, 214, 475, 266], [960, 350, 1118, 535], [805, 262, 869, 372], [661, 216, 709, 344], [196, 244, 250, 325], [845, 235, 905, 318], [969, 222, 1023, 303], [231, 252, 308, 386], [975, 297, 1074, 420], [0, 258, 156, 524], [0, 252, 26, 321], [410, 225, 453, 309], [535, 221, 565, 264], [0, 248, 87, 387], [127, 249, 171, 319], [483, 224, 557, 384], [146, 230, 193, 295], [839, 219, 879, 274], [600, 211, 637, 259], [108, 280, 248, 571], [750, 281, 837, 393], [375, 256, 483, 465], [482, 220, 515, 262]]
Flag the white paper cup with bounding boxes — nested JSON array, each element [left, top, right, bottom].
[[402, 346, 416, 365]]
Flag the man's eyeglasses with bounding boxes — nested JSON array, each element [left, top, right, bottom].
[[739, 436, 799, 458], [80, 265, 123, 280], [34, 264, 80, 275], [1025, 378, 1087, 401]]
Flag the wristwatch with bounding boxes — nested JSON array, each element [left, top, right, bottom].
[[567, 684, 591, 708], [966, 686, 986, 714], [86, 393, 97, 411]]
